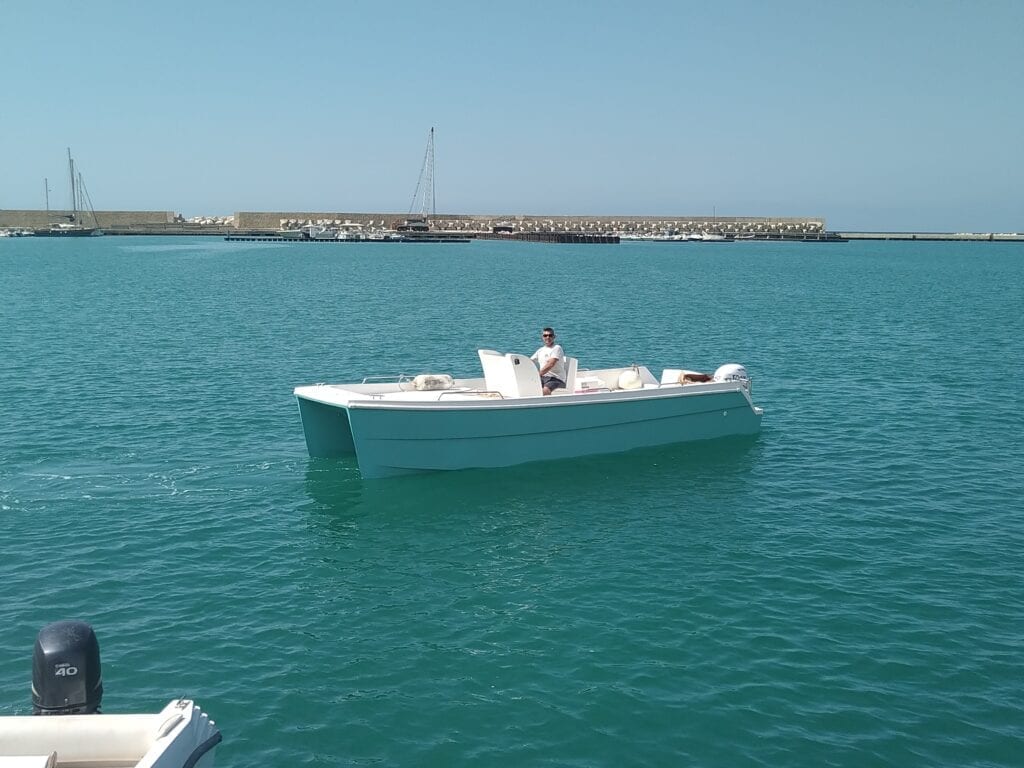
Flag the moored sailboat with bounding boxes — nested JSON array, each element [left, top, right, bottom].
[[35, 149, 103, 237], [396, 128, 470, 242]]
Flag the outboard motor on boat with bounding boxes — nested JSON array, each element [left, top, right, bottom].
[[32, 619, 103, 715], [713, 364, 749, 383], [713, 364, 752, 392]]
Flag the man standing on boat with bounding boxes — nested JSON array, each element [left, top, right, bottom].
[[532, 327, 566, 395]]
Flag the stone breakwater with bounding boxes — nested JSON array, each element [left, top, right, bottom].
[[0, 209, 825, 237], [6, 209, 1018, 241], [236, 211, 826, 238]]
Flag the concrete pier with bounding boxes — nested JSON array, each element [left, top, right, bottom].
[[839, 232, 1024, 242], [477, 232, 619, 244]]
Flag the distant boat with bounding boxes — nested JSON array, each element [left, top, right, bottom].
[[396, 216, 430, 233], [396, 128, 470, 243], [35, 149, 103, 237], [689, 232, 734, 242], [687, 207, 734, 242], [38, 221, 102, 237]]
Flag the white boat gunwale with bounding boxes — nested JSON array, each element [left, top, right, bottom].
[[294, 378, 758, 412], [0, 698, 221, 768]]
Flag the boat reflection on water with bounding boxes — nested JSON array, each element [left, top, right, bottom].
[[302, 432, 764, 523]]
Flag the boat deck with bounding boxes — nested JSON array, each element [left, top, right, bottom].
[[296, 364, 750, 410]]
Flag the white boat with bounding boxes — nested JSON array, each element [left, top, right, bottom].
[[365, 230, 403, 241], [0, 621, 221, 768], [335, 222, 366, 241], [292, 222, 368, 241], [306, 224, 336, 240], [294, 349, 764, 478]]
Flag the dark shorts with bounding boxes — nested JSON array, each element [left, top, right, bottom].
[[542, 375, 565, 391]]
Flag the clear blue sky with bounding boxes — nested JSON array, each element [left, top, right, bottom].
[[2, 0, 1021, 231]]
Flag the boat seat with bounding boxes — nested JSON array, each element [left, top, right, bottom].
[[562, 356, 578, 393], [478, 349, 505, 393]]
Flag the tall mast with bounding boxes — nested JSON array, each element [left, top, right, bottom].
[[44, 178, 50, 215], [408, 127, 435, 217], [67, 148, 77, 216]]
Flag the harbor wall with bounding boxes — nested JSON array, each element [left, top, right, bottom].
[[5, 207, 1018, 240], [2, 209, 827, 236], [0, 209, 176, 228], [233, 211, 826, 236], [1, 208, 824, 236]]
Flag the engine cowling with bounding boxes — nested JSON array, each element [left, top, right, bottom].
[[32, 620, 103, 715], [712, 363, 749, 383]]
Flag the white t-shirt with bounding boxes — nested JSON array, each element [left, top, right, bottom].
[[532, 343, 565, 381]]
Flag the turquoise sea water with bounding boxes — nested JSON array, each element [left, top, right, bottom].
[[1, 236, 1022, 766]]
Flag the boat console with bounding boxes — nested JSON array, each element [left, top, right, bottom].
[[478, 349, 543, 398]]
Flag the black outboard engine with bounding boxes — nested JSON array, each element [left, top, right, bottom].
[[32, 620, 104, 715]]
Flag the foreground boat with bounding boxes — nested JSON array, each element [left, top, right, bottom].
[[294, 349, 764, 478], [1, 621, 221, 768]]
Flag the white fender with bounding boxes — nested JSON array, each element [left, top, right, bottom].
[[617, 369, 643, 390]]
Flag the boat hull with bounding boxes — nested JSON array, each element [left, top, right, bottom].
[[0, 699, 220, 768], [296, 395, 357, 456], [297, 387, 762, 478], [33, 227, 103, 237]]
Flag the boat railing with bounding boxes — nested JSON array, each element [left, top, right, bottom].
[[437, 389, 505, 399], [361, 374, 414, 384]]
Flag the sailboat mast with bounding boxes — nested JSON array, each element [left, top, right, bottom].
[[45, 178, 50, 215], [67, 148, 77, 216], [408, 127, 436, 217]]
